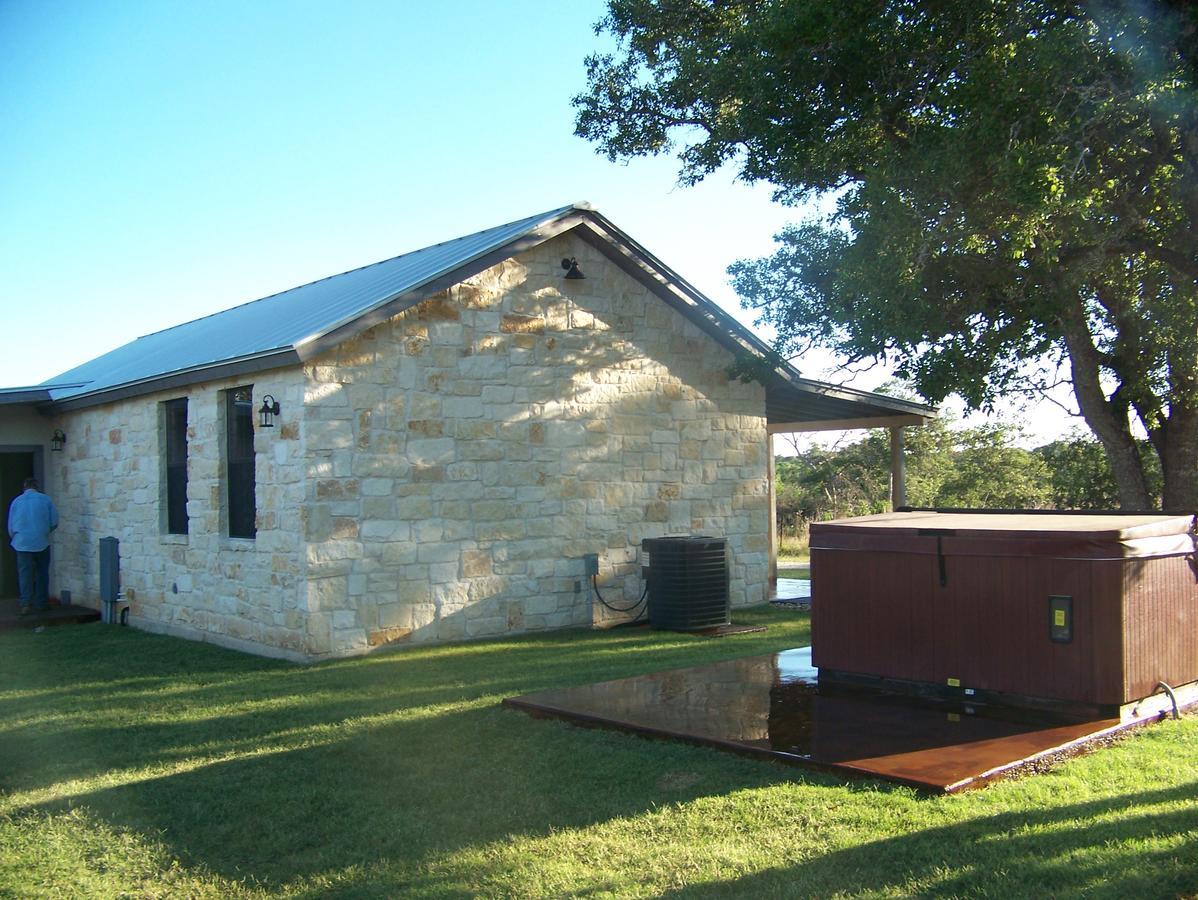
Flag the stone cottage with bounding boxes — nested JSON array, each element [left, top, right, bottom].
[[0, 203, 931, 659]]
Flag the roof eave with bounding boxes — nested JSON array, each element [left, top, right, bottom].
[[768, 414, 931, 433], [47, 348, 301, 412], [0, 388, 55, 406]]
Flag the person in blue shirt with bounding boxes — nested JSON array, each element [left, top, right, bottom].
[[8, 477, 59, 615]]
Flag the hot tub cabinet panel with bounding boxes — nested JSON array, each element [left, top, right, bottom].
[[1123, 554, 1198, 700], [810, 512, 1198, 710]]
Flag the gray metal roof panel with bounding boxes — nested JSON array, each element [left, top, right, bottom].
[[45, 205, 579, 401], [30, 201, 935, 427]]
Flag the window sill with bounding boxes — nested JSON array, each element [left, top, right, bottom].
[[160, 534, 189, 545], [220, 537, 258, 551]]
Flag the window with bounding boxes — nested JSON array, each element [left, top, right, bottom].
[[163, 398, 189, 534], [225, 386, 256, 539]]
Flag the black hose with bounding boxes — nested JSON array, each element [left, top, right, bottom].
[[607, 581, 651, 626], [592, 574, 649, 614]]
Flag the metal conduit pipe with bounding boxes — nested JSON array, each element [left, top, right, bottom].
[[1156, 681, 1181, 720]]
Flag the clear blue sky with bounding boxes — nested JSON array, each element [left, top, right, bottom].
[[0, 0, 1076, 442]]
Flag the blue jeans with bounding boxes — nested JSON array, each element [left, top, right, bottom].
[[16, 548, 51, 610]]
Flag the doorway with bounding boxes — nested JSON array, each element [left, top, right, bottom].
[[0, 450, 38, 599]]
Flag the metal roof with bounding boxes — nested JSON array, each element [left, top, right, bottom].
[[44, 205, 581, 404], [32, 202, 934, 427], [764, 381, 931, 429]]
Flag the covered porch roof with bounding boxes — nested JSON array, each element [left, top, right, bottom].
[[765, 377, 933, 433]]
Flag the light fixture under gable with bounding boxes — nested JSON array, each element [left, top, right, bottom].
[[561, 257, 585, 279]]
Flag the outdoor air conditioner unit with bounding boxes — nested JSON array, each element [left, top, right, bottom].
[[641, 535, 730, 631]]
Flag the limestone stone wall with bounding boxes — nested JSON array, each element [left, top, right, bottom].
[[49, 371, 307, 657], [300, 231, 769, 656], [40, 228, 770, 661]]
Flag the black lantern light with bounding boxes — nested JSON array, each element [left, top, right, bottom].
[[561, 257, 585, 279], [258, 395, 281, 428], [51, 429, 66, 452]]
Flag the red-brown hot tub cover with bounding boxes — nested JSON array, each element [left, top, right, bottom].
[[810, 511, 1198, 710], [811, 511, 1197, 560]]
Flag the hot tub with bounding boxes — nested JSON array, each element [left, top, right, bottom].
[[810, 510, 1197, 714]]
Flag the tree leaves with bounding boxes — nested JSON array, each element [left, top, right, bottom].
[[576, 0, 1198, 508]]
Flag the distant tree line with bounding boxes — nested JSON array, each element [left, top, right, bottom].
[[775, 421, 1162, 537]]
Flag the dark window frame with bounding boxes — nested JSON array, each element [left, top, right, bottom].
[[163, 398, 189, 535], [225, 386, 257, 539]]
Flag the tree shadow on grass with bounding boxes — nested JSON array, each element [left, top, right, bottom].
[[0, 613, 819, 889], [15, 701, 815, 890], [17, 615, 1192, 896], [660, 781, 1198, 900], [0, 613, 809, 794]]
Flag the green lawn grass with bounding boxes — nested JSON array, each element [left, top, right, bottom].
[[777, 563, 810, 580], [1, 608, 1195, 898]]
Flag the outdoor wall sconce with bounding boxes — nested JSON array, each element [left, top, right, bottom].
[[50, 429, 66, 452], [258, 395, 281, 428], [561, 257, 585, 279]]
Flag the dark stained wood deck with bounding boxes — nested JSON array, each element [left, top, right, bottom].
[[0, 596, 101, 631], [505, 647, 1169, 793]]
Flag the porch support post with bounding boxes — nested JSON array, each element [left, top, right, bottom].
[[767, 434, 778, 584], [889, 426, 907, 511]]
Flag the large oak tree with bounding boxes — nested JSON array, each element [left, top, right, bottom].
[[575, 0, 1198, 509]]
